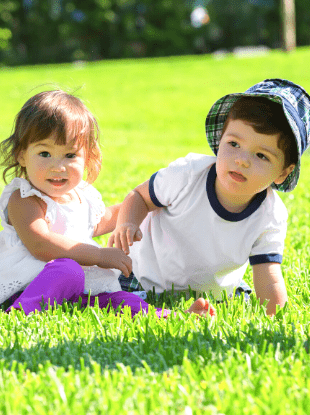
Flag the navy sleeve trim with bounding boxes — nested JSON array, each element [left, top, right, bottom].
[[149, 172, 165, 208], [249, 253, 282, 265]]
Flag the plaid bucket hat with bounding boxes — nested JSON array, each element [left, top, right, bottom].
[[205, 78, 310, 192]]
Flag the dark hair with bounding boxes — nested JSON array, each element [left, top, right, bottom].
[[221, 97, 298, 168], [0, 90, 102, 184]]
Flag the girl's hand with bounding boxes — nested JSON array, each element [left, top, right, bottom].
[[107, 223, 142, 255], [7, 191, 133, 276], [98, 247, 133, 278]]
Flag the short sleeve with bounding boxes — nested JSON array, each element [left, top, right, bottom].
[[149, 153, 216, 207], [79, 182, 105, 227], [249, 193, 288, 265], [0, 177, 57, 226]]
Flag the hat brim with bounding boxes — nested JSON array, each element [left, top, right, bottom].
[[205, 92, 300, 192]]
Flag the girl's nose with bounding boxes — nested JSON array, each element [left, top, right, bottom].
[[51, 160, 66, 172]]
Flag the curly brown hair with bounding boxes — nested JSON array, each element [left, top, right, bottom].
[[1, 90, 102, 184]]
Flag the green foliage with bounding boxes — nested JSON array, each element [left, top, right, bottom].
[[1, 49, 310, 413], [207, 0, 281, 50], [0, 0, 200, 65], [0, 0, 16, 58], [295, 0, 310, 46], [1, 0, 310, 66], [0, 28, 12, 51]]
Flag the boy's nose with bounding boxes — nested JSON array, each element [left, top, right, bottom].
[[235, 155, 250, 168]]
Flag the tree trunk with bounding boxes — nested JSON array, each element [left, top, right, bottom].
[[281, 0, 296, 51]]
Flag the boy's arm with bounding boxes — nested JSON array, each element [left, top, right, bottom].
[[8, 191, 132, 276], [252, 262, 288, 316], [107, 180, 160, 254]]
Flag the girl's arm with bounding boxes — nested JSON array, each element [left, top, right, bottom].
[[7, 191, 132, 277], [252, 262, 288, 316], [108, 180, 160, 254], [93, 203, 121, 237]]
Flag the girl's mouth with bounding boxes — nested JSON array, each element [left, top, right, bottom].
[[229, 171, 247, 182], [48, 178, 67, 186]]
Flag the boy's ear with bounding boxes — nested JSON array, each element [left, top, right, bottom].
[[17, 151, 26, 167], [274, 164, 295, 185]]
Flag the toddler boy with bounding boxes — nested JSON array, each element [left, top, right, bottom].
[[109, 79, 310, 315]]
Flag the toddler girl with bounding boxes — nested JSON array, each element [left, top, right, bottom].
[[0, 90, 215, 318]]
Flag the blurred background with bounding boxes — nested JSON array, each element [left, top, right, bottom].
[[0, 0, 305, 66]]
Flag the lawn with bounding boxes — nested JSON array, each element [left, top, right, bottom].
[[0, 47, 310, 414]]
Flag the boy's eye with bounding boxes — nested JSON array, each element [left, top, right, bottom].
[[39, 151, 51, 158], [257, 153, 269, 161], [66, 153, 76, 159], [229, 141, 239, 148]]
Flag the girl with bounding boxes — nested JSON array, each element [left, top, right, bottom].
[[0, 90, 215, 318]]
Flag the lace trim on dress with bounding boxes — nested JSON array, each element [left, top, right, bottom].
[[0, 280, 28, 304], [0, 177, 57, 226], [78, 182, 105, 227], [0, 178, 105, 228]]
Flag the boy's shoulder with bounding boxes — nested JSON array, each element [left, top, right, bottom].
[[168, 153, 216, 174], [151, 154, 216, 207], [180, 152, 216, 164], [264, 187, 288, 222]]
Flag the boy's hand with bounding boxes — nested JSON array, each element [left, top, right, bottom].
[[107, 223, 142, 255], [98, 247, 133, 277]]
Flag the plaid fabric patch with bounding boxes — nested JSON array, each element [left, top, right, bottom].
[[205, 79, 310, 192], [119, 272, 252, 302], [118, 272, 143, 292], [234, 280, 252, 301]]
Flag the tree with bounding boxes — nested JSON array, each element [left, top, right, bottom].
[[0, 0, 19, 64], [281, 0, 296, 51]]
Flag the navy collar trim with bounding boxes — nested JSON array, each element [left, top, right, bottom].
[[206, 164, 267, 222]]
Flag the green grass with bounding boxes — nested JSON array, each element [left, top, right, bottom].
[[1, 47, 310, 414]]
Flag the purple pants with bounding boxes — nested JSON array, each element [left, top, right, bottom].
[[7, 258, 169, 318]]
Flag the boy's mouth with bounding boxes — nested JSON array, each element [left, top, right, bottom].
[[229, 171, 247, 182]]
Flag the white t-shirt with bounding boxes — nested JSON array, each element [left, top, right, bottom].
[[0, 178, 121, 304], [129, 153, 288, 299]]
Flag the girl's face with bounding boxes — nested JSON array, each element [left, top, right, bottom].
[[17, 134, 86, 202]]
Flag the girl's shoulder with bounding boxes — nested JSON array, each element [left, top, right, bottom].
[[1, 177, 44, 199], [0, 178, 47, 225], [77, 181, 105, 226], [77, 181, 103, 202], [0, 177, 52, 207], [0, 178, 30, 210]]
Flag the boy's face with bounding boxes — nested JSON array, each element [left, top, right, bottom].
[[215, 119, 295, 208]]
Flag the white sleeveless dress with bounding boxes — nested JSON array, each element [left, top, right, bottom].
[[0, 178, 121, 304]]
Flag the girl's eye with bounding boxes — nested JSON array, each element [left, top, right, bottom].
[[66, 153, 76, 159], [257, 153, 269, 161], [39, 152, 51, 158]]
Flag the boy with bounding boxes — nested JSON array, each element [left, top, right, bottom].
[[108, 79, 310, 315]]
